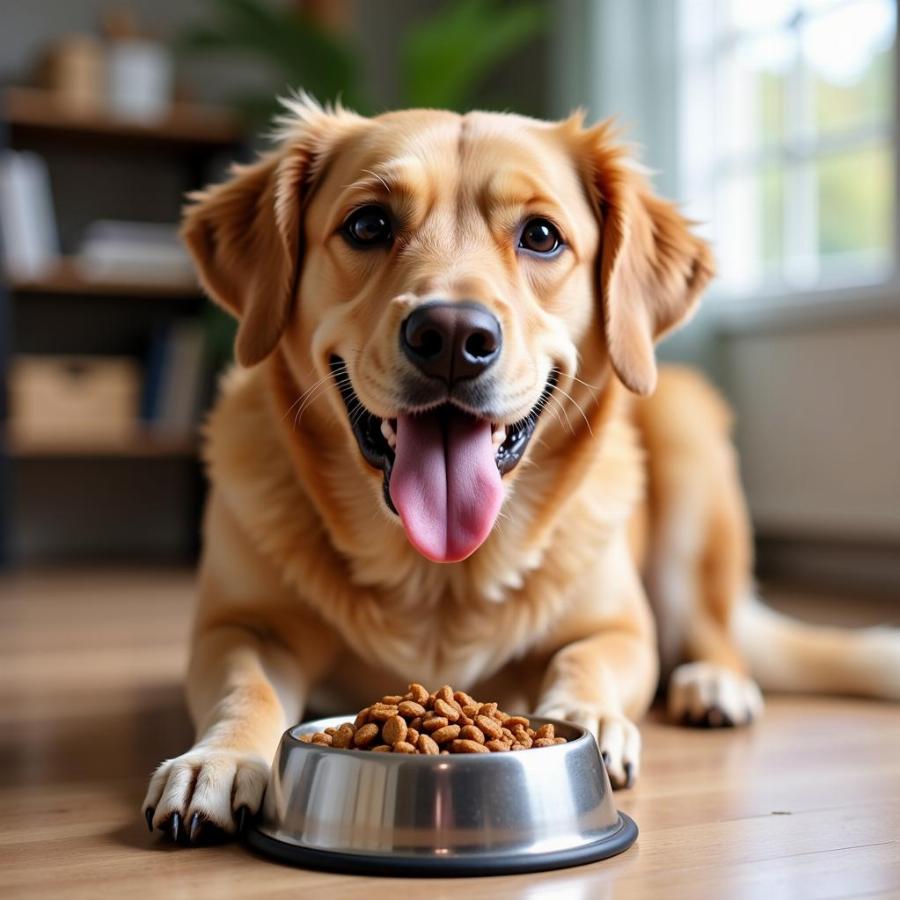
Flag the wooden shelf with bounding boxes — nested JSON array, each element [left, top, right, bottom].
[[6, 432, 199, 460], [3, 87, 243, 149], [8, 259, 203, 299]]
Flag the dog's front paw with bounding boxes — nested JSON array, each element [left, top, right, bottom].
[[668, 662, 763, 728], [535, 700, 640, 789], [143, 747, 269, 844]]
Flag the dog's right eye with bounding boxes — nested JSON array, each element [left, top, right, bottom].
[[343, 205, 393, 247]]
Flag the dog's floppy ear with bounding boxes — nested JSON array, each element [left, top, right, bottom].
[[182, 96, 365, 367], [581, 121, 715, 395], [182, 150, 307, 367]]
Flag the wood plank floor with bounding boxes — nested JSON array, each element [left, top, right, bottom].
[[1, 569, 898, 899]]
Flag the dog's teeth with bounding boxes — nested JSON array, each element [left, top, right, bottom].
[[492, 426, 507, 447], [380, 419, 397, 448]]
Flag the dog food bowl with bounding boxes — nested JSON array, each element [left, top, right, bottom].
[[245, 715, 637, 876]]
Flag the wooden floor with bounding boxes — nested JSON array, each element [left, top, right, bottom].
[[1, 569, 898, 899]]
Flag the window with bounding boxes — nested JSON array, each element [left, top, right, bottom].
[[678, 0, 897, 299]]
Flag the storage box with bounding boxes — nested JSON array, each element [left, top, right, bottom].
[[9, 355, 141, 447]]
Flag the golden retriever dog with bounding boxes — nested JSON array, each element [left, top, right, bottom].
[[143, 97, 900, 843]]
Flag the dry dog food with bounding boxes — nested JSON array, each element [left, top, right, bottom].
[[298, 684, 568, 754]]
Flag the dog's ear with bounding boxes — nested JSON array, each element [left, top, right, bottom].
[[581, 121, 715, 395], [182, 151, 306, 366], [182, 97, 365, 367]]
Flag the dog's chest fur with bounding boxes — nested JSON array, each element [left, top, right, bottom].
[[204, 364, 645, 687]]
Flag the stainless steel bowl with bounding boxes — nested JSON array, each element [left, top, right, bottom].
[[245, 715, 637, 876]]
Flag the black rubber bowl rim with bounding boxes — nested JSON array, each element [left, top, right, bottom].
[[243, 812, 637, 878]]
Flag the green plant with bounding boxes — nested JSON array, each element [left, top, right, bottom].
[[400, 0, 547, 110], [178, 0, 360, 122], [179, 0, 546, 123]]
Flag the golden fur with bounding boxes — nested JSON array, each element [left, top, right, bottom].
[[143, 98, 900, 841]]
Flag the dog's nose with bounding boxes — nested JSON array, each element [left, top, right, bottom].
[[401, 301, 502, 384]]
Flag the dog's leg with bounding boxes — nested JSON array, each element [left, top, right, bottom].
[[651, 490, 765, 729], [143, 624, 306, 842], [638, 368, 764, 728], [142, 493, 338, 844], [535, 601, 658, 790], [659, 476, 765, 728]]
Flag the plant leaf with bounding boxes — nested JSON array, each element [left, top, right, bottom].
[[400, 0, 547, 110], [177, 0, 359, 107]]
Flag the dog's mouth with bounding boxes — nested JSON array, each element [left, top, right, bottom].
[[330, 356, 556, 563]]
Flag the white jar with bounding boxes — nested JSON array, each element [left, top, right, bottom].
[[106, 39, 173, 122]]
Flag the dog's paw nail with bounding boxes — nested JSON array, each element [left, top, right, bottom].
[[707, 706, 734, 728], [601, 750, 610, 766], [624, 761, 635, 789], [170, 812, 182, 843], [145, 807, 155, 833], [236, 805, 249, 834], [189, 813, 204, 844]]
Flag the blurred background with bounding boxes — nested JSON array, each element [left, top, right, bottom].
[[0, 0, 897, 594]]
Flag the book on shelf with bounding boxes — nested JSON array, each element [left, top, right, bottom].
[[142, 320, 207, 437], [76, 219, 194, 283], [0, 150, 60, 279]]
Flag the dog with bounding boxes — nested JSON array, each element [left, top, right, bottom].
[[143, 97, 900, 843]]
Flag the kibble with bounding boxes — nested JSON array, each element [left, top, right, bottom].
[[459, 725, 485, 744], [422, 716, 449, 733], [381, 715, 408, 745], [297, 684, 569, 754], [369, 704, 400, 721], [417, 733, 439, 755], [476, 715, 502, 740], [331, 724, 355, 748], [431, 724, 461, 745], [398, 700, 426, 718], [433, 698, 459, 722], [353, 722, 379, 748], [451, 739, 490, 753]]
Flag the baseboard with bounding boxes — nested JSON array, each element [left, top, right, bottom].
[[755, 534, 900, 595]]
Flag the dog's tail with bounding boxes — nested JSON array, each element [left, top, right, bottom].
[[734, 594, 900, 701]]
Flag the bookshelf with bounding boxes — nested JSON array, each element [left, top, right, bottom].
[[4, 87, 241, 149], [7, 432, 199, 459], [1, 88, 245, 566], [9, 258, 202, 300]]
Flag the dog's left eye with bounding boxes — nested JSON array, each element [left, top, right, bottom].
[[343, 205, 393, 247], [519, 218, 563, 255]]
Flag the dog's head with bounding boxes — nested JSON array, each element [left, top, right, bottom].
[[184, 98, 713, 564]]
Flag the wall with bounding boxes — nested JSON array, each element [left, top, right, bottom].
[[1, 0, 553, 122], [721, 314, 900, 541], [0, 0, 279, 105]]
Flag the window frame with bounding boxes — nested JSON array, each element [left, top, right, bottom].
[[551, 0, 900, 326], [676, 0, 900, 317]]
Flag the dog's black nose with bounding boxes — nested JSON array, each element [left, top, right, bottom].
[[401, 301, 502, 385]]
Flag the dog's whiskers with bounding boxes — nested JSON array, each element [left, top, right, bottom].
[[292, 376, 346, 430], [284, 369, 340, 424], [288, 364, 357, 432], [569, 372, 603, 392], [348, 397, 370, 430], [553, 383, 594, 437], [283, 382, 320, 422], [535, 392, 572, 436]]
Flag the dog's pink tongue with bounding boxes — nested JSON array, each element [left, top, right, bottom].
[[390, 409, 503, 563]]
